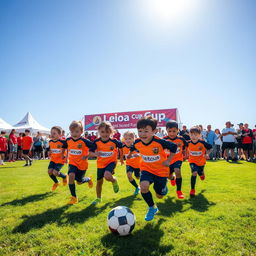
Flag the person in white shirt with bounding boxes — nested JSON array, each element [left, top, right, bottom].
[[213, 129, 222, 160], [221, 121, 237, 162]]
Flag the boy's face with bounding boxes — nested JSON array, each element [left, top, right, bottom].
[[138, 125, 156, 143], [98, 127, 111, 141], [25, 131, 29, 136], [70, 127, 83, 139], [124, 135, 134, 146], [190, 132, 200, 142], [51, 129, 60, 140], [166, 127, 178, 138]]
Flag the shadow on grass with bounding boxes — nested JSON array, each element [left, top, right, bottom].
[[157, 197, 185, 217], [1, 192, 53, 207], [101, 218, 173, 256]]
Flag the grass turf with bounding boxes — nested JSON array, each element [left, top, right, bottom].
[[0, 160, 255, 256]]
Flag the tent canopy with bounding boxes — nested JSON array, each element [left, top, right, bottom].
[[0, 118, 14, 132], [13, 112, 50, 134]]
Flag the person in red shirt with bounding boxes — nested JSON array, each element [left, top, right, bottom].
[[253, 125, 256, 159], [113, 129, 121, 141], [241, 123, 253, 161], [17, 133, 23, 160], [22, 129, 33, 166], [8, 129, 18, 162], [90, 132, 97, 141], [0, 131, 8, 165]]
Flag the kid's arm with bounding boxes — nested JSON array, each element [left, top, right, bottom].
[[119, 148, 124, 165]]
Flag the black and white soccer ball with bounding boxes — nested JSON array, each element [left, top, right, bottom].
[[107, 206, 136, 236]]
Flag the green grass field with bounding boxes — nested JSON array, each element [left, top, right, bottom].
[[0, 160, 256, 256]]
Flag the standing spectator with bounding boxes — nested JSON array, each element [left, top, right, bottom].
[[33, 132, 43, 159], [221, 121, 237, 162], [113, 129, 121, 140], [213, 129, 222, 160], [90, 132, 97, 141], [241, 123, 253, 161], [155, 127, 163, 138], [87, 132, 92, 141], [205, 125, 216, 160], [236, 123, 244, 160], [253, 125, 256, 160], [199, 125, 207, 140], [179, 125, 190, 141], [0, 131, 8, 165], [8, 129, 17, 162], [43, 135, 50, 159], [17, 133, 23, 160], [60, 130, 66, 140]]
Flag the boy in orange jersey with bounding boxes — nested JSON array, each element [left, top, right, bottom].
[[62, 121, 93, 205], [48, 126, 68, 191], [22, 129, 33, 167], [188, 126, 212, 197], [163, 121, 188, 199], [122, 131, 141, 195], [90, 121, 124, 205], [128, 116, 177, 221]]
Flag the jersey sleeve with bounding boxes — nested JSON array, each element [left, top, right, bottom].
[[201, 141, 212, 150], [82, 138, 93, 149], [62, 140, 68, 149], [113, 139, 123, 148], [159, 139, 177, 153], [90, 141, 97, 152]]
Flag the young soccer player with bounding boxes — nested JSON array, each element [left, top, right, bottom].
[[48, 126, 68, 191], [62, 121, 93, 205], [90, 121, 124, 205], [22, 130, 33, 166], [0, 131, 7, 165], [128, 116, 177, 221], [163, 121, 188, 199], [122, 131, 141, 195], [188, 126, 212, 197]]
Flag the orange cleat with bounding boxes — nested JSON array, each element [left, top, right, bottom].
[[51, 183, 59, 191], [176, 190, 184, 199], [200, 175, 205, 181], [62, 175, 68, 186], [88, 175, 93, 188], [67, 196, 78, 205], [190, 189, 196, 197]]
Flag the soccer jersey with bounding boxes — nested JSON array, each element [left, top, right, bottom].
[[62, 137, 93, 170], [91, 138, 123, 168], [0, 136, 7, 152], [49, 139, 66, 164], [130, 136, 177, 177], [22, 136, 33, 150], [123, 144, 141, 169], [187, 140, 212, 166], [163, 136, 188, 164]]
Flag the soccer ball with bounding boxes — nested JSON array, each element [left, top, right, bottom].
[[107, 206, 136, 236]]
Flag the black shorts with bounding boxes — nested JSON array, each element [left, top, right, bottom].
[[222, 142, 235, 150], [189, 163, 205, 176], [126, 165, 140, 178], [97, 162, 116, 180], [48, 161, 64, 172], [17, 146, 22, 150], [242, 143, 253, 150], [169, 160, 182, 174], [140, 170, 168, 196], [23, 150, 30, 155], [0, 151, 6, 154], [68, 164, 86, 183]]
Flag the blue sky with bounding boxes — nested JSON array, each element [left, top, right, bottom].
[[0, 0, 255, 133]]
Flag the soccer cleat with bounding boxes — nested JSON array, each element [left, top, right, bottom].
[[134, 187, 140, 196], [29, 160, 33, 166], [200, 175, 205, 181], [170, 177, 176, 186], [190, 189, 196, 197], [62, 175, 68, 186], [145, 206, 158, 221], [23, 163, 29, 167], [88, 175, 93, 188], [67, 196, 78, 204], [176, 190, 184, 199], [51, 183, 59, 191], [91, 198, 102, 205], [112, 181, 119, 193]]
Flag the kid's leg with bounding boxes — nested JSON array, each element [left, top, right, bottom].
[[67, 165, 78, 204], [174, 167, 184, 199], [53, 165, 68, 186], [75, 170, 93, 188], [104, 171, 119, 193], [126, 166, 140, 195], [0, 154, 3, 165], [168, 165, 176, 186], [190, 171, 197, 197], [92, 168, 104, 205]]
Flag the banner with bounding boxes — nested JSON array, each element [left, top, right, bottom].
[[84, 108, 177, 130]]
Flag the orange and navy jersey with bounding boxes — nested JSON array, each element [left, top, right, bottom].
[[49, 140, 66, 164], [131, 136, 177, 177], [22, 136, 33, 150], [91, 138, 123, 168], [187, 140, 212, 166], [62, 137, 93, 170], [163, 136, 188, 164], [122, 144, 141, 169]]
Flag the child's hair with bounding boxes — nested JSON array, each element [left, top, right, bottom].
[[137, 116, 157, 130], [51, 126, 62, 135], [69, 121, 84, 132], [25, 129, 30, 133], [1, 131, 6, 135], [97, 121, 114, 134], [19, 133, 23, 136], [166, 121, 178, 129], [123, 131, 135, 139], [215, 128, 220, 134], [190, 126, 201, 134]]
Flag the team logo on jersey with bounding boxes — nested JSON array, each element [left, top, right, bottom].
[[110, 146, 114, 150], [77, 144, 82, 149], [152, 147, 159, 154], [57, 144, 61, 148], [198, 146, 203, 150]]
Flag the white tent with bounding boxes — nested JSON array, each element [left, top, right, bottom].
[[13, 112, 50, 135], [0, 118, 14, 132]]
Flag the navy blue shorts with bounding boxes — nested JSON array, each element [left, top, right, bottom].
[[97, 162, 116, 180], [68, 164, 86, 182], [22, 150, 30, 155], [126, 165, 140, 178], [48, 161, 63, 172], [140, 171, 168, 196], [189, 163, 205, 176], [169, 160, 182, 174]]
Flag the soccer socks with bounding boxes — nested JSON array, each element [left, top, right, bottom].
[[58, 172, 66, 179], [176, 177, 182, 191], [50, 174, 58, 183], [141, 191, 154, 207], [191, 175, 197, 189], [129, 179, 138, 188], [69, 184, 76, 197]]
